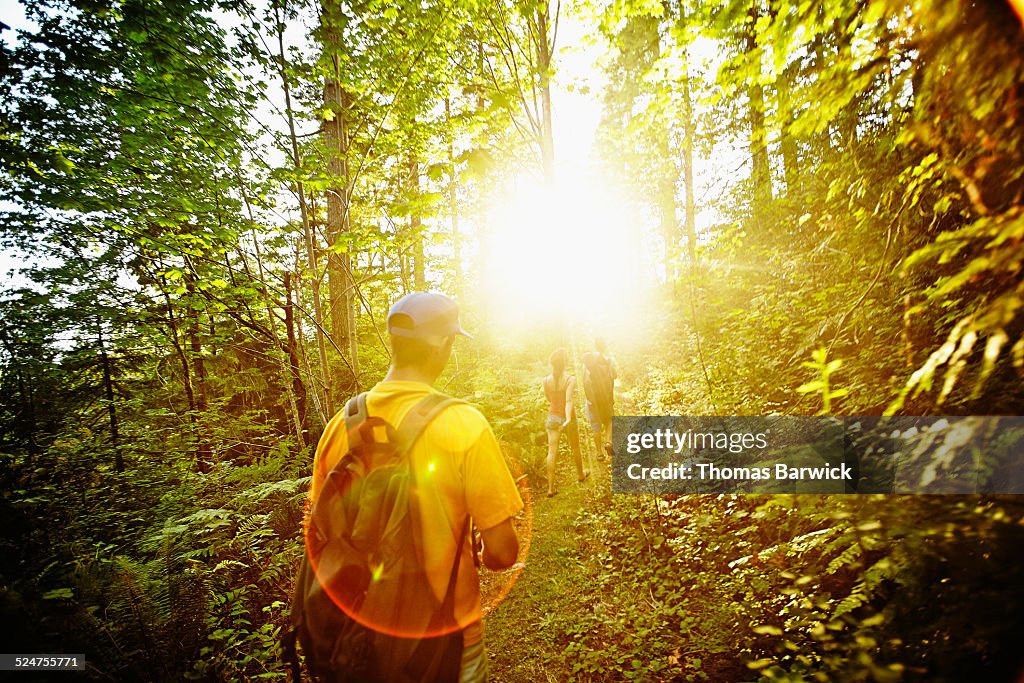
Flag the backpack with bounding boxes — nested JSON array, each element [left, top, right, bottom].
[[284, 391, 468, 683], [582, 352, 614, 423]]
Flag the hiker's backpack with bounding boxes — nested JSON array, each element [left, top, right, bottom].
[[284, 391, 468, 683], [582, 352, 614, 423]]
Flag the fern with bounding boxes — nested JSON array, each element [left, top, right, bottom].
[[832, 554, 907, 620], [236, 512, 269, 539], [178, 507, 232, 527], [833, 587, 869, 619], [268, 502, 301, 539], [232, 476, 310, 506], [826, 542, 862, 575]]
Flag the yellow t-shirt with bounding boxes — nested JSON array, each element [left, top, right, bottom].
[[309, 380, 524, 636]]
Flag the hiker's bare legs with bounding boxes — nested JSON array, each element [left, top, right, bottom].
[[587, 403, 612, 461], [546, 425, 560, 495], [599, 421, 612, 458]]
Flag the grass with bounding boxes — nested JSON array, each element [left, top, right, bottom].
[[481, 438, 609, 681]]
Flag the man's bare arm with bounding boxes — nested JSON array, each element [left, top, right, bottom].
[[479, 518, 519, 570]]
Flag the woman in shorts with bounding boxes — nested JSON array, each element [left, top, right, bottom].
[[543, 348, 589, 497]]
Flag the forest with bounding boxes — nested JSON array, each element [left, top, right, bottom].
[[1, 0, 1023, 680]]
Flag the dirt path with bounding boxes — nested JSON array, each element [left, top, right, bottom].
[[481, 451, 608, 681], [477, 380, 642, 680]]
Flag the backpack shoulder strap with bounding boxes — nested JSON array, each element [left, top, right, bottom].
[[316, 393, 373, 487], [345, 391, 368, 424], [394, 392, 465, 456], [327, 391, 460, 480], [341, 392, 370, 450]]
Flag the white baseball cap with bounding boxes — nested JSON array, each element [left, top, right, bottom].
[[387, 291, 472, 344]]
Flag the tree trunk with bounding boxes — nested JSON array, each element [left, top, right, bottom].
[[284, 272, 309, 444], [766, 0, 799, 198], [17, 367, 39, 461], [679, 0, 697, 272], [746, 2, 772, 211], [835, 21, 859, 148], [275, 5, 334, 417], [98, 325, 123, 472], [474, 37, 490, 291], [159, 278, 207, 470], [409, 152, 425, 289], [535, 3, 555, 179], [778, 62, 800, 198], [184, 275, 211, 466], [811, 5, 832, 155], [323, 74, 358, 394], [659, 177, 677, 283], [319, 0, 360, 396], [445, 97, 461, 287]]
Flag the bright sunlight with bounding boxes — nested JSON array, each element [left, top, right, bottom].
[[479, 20, 656, 342], [482, 169, 652, 337]]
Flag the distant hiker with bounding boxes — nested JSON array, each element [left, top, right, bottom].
[[582, 337, 617, 460], [543, 348, 588, 497], [289, 291, 522, 683]]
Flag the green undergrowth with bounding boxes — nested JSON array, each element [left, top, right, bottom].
[[481, 351, 1024, 682], [6, 333, 1022, 682], [489, 474, 1024, 682]]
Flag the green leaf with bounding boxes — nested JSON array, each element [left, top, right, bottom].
[[797, 381, 824, 393]]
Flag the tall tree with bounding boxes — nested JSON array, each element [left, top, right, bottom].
[[744, 1, 772, 212], [319, 0, 359, 395]]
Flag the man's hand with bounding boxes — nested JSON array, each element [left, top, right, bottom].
[[561, 418, 571, 429], [479, 518, 519, 570]]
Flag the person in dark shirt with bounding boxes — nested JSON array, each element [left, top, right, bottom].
[[582, 337, 617, 461]]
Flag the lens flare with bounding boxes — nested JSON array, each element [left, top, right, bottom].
[[303, 449, 534, 640]]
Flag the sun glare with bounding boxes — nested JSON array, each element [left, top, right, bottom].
[[482, 169, 653, 337], [473, 15, 658, 344]]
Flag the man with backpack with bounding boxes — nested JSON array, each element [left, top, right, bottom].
[[289, 291, 523, 682], [582, 337, 617, 461]]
